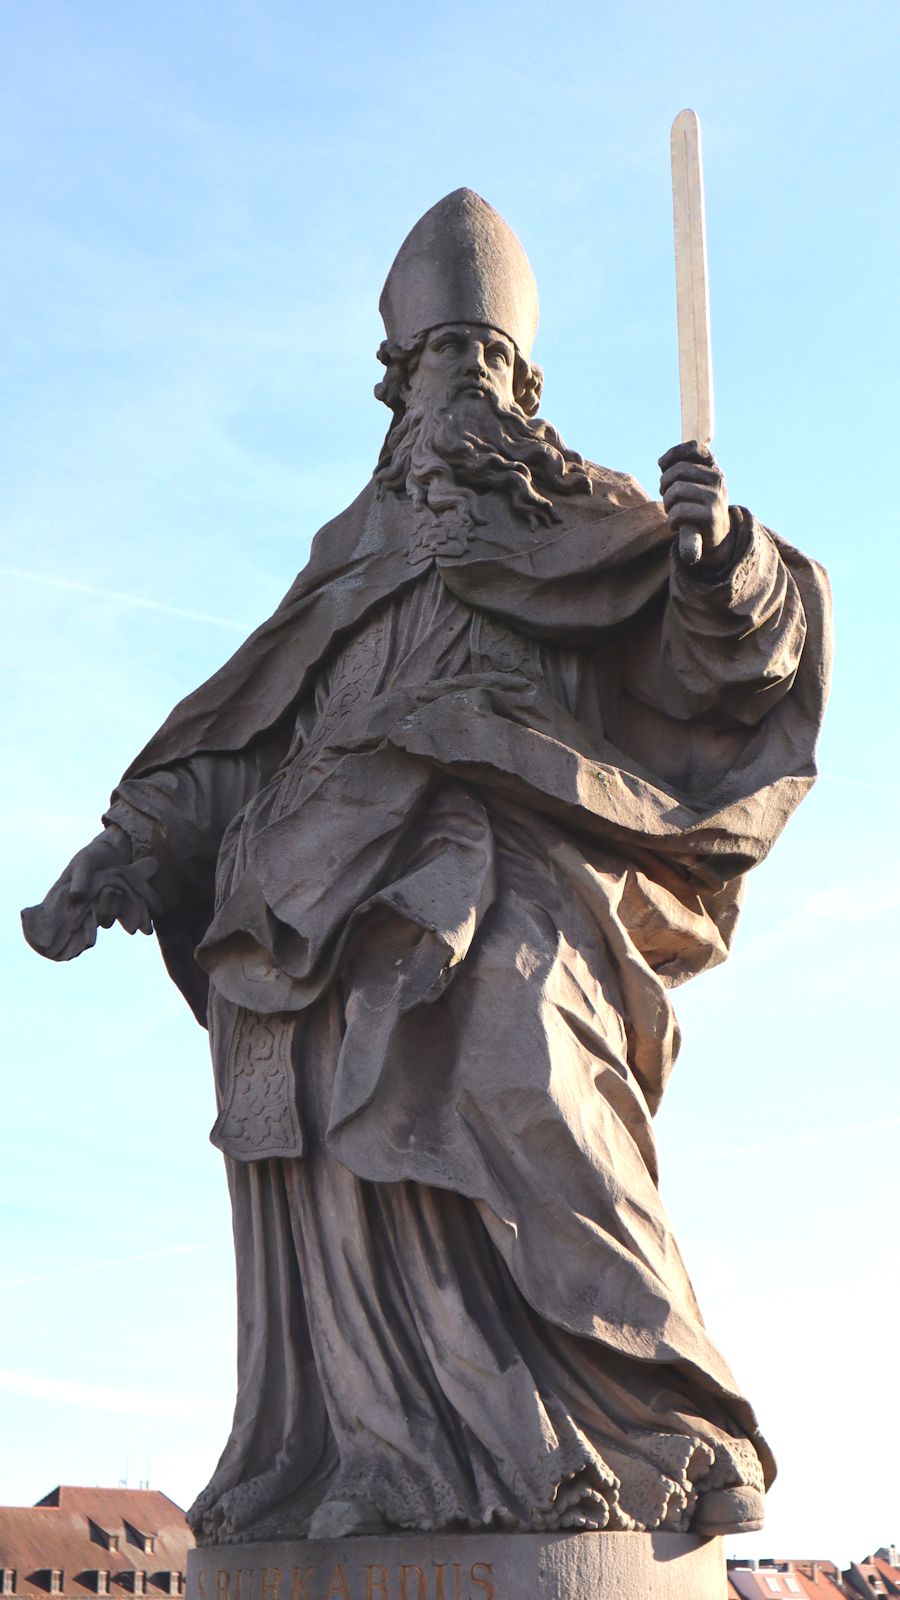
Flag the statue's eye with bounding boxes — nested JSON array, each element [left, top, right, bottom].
[[487, 345, 511, 366]]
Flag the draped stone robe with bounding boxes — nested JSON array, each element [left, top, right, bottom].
[[101, 468, 830, 1543]]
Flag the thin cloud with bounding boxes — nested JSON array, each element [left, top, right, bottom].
[[0, 1241, 223, 1291], [739, 876, 900, 964], [672, 1113, 900, 1165], [0, 1370, 221, 1420], [0, 567, 247, 631], [820, 774, 900, 796]]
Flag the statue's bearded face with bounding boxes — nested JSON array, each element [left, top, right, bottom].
[[402, 324, 518, 413], [374, 322, 593, 538]]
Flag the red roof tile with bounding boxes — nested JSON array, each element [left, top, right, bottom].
[[794, 1568, 849, 1600], [728, 1563, 847, 1600], [0, 1488, 192, 1600], [846, 1562, 896, 1599], [871, 1559, 900, 1596]]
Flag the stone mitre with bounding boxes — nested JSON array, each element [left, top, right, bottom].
[[379, 188, 540, 357]]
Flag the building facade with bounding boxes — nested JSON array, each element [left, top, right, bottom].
[[0, 1488, 192, 1600]]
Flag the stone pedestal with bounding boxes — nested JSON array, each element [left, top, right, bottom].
[[187, 1531, 726, 1600]]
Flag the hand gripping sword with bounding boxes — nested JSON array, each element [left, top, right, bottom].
[[670, 108, 713, 566]]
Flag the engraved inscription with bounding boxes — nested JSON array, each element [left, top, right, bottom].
[[364, 1569, 389, 1600], [292, 1569, 316, 1600], [469, 1567, 494, 1600], [199, 1563, 496, 1600], [325, 1569, 350, 1600], [399, 1569, 424, 1600]]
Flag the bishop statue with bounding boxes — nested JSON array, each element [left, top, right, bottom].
[[24, 190, 831, 1547]]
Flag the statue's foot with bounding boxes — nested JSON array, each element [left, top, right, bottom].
[[531, 1470, 615, 1533], [308, 1499, 391, 1539], [692, 1485, 764, 1536], [190, 1505, 227, 1546]]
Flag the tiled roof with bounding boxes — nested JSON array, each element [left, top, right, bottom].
[[729, 1563, 848, 1600], [730, 1568, 809, 1598], [794, 1566, 849, 1599], [0, 1488, 192, 1600], [870, 1558, 900, 1597], [846, 1562, 896, 1599]]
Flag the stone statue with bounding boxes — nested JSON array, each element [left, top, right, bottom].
[[23, 191, 831, 1550]]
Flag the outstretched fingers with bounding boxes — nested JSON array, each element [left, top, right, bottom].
[[95, 865, 162, 936], [116, 888, 156, 936]]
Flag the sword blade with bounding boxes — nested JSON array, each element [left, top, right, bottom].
[[671, 108, 714, 447]]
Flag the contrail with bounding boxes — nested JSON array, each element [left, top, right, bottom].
[[0, 1240, 223, 1290], [0, 566, 248, 631]]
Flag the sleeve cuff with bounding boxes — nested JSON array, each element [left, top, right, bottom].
[[670, 507, 778, 609], [102, 799, 156, 859], [671, 505, 752, 581]]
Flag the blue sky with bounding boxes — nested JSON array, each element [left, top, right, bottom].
[[2, 0, 898, 1566]]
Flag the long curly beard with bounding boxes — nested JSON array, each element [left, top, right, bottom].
[[374, 390, 593, 551]]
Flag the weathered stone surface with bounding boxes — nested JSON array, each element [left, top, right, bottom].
[[187, 1532, 726, 1600], [379, 189, 540, 357], [23, 188, 832, 1547]]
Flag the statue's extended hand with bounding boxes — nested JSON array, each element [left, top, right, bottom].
[[658, 441, 735, 570], [21, 829, 162, 962]]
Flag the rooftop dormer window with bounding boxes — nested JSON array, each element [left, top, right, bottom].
[[124, 1527, 155, 1557], [89, 1526, 119, 1554]]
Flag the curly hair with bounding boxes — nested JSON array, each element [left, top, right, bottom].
[[374, 332, 544, 421], [372, 324, 594, 533]]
